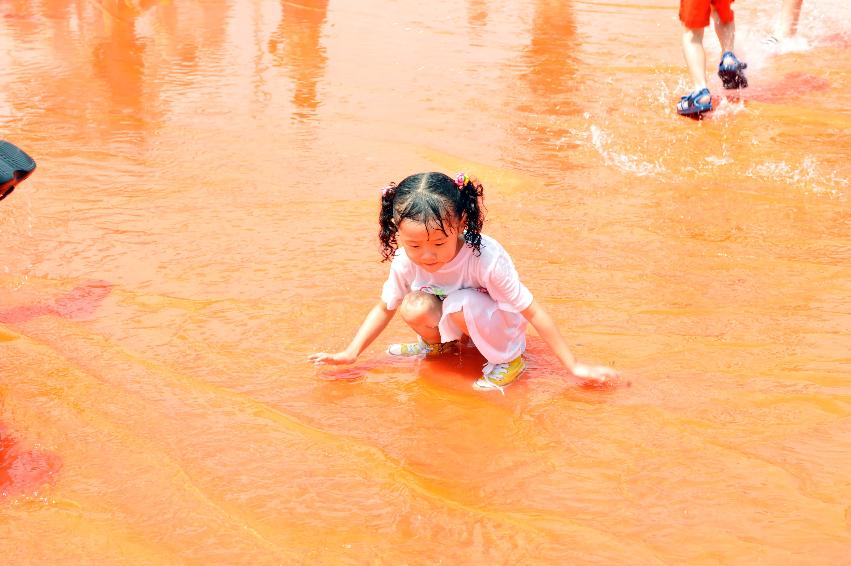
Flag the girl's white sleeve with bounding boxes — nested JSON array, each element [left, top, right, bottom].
[[481, 251, 533, 313], [380, 254, 413, 310]]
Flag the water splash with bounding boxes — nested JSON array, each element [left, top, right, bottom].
[[745, 157, 849, 198], [737, 0, 847, 69], [709, 95, 747, 118], [588, 124, 665, 177]]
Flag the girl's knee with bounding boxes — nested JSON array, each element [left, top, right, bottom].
[[399, 291, 442, 323]]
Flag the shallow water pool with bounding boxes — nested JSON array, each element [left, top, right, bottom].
[[1, 0, 850, 563]]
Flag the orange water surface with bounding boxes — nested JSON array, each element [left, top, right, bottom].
[[1, 1, 850, 563]]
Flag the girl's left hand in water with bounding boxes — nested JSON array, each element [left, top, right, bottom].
[[571, 363, 619, 383], [308, 351, 356, 366]]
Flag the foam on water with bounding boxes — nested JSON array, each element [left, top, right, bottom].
[[745, 157, 849, 198], [709, 95, 747, 118], [589, 124, 666, 177]]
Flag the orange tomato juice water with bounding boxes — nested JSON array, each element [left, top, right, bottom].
[[1, 1, 849, 563]]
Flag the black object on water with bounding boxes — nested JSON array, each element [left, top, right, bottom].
[[718, 51, 749, 90], [0, 141, 37, 203]]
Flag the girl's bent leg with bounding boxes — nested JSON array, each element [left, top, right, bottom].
[[441, 290, 528, 391], [398, 291, 442, 343], [387, 292, 460, 358], [441, 289, 526, 364]]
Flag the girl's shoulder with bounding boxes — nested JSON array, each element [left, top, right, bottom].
[[477, 233, 512, 261], [470, 234, 518, 274], [474, 234, 524, 284]]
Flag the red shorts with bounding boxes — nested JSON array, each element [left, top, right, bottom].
[[679, 0, 735, 29]]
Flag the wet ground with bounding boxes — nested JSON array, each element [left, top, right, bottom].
[[1, 0, 849, 563]]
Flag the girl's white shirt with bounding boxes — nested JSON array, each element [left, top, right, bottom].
[[380, 234, 533, 313]]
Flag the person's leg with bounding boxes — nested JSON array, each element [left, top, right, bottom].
[[712, 4, 748, 89], [397, 291, 442, 343], [387, 291, 461, 357], [780, 0, 803, 38], [441, 290, 526, 363], [682, 25, 709, 95], [712, 9, 736, 59], [677, 0, 713, 114], [441, 290, 528, 391]]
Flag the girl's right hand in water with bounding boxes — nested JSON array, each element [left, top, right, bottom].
[[308, 351, 357, 366], [571, 363, 619, 383]]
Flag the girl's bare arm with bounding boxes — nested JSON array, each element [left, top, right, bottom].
[[521, 300, 619, 382], [308, 302, 396, 366]]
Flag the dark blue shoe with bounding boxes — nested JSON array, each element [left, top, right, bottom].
[[718, 51, 748, 89], [0, 141, 36, 202], [677, 87, 712, 116]]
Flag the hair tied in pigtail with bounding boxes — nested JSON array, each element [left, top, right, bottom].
[[454, 172, 469, 190], [380, 182, 396, 198]]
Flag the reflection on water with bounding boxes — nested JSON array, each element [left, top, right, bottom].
[[512, 0, 582, 174], [268, 0, 329, 119], [467, 0, 488, 29], [520, 0, 578, 117], [91, 0, 151, 135], [1, 0, 850, 563]]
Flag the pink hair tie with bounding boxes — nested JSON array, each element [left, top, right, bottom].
[[455, 172, 469, 189], [380, 182, 396, 197]]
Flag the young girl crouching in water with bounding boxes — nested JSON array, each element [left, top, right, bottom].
[[308, 172, 619, 391]]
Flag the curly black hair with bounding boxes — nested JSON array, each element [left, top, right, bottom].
[[378, 172, 485, 262]]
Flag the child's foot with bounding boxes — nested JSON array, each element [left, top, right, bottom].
[[762, 34, 809, 53], [718, 51, 748, 89], [473, 355, 527, 394], [387, 337, 459, 358], [676, 87, 712, 116]]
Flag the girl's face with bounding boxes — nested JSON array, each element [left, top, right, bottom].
[[396, 218, 464, 273]]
